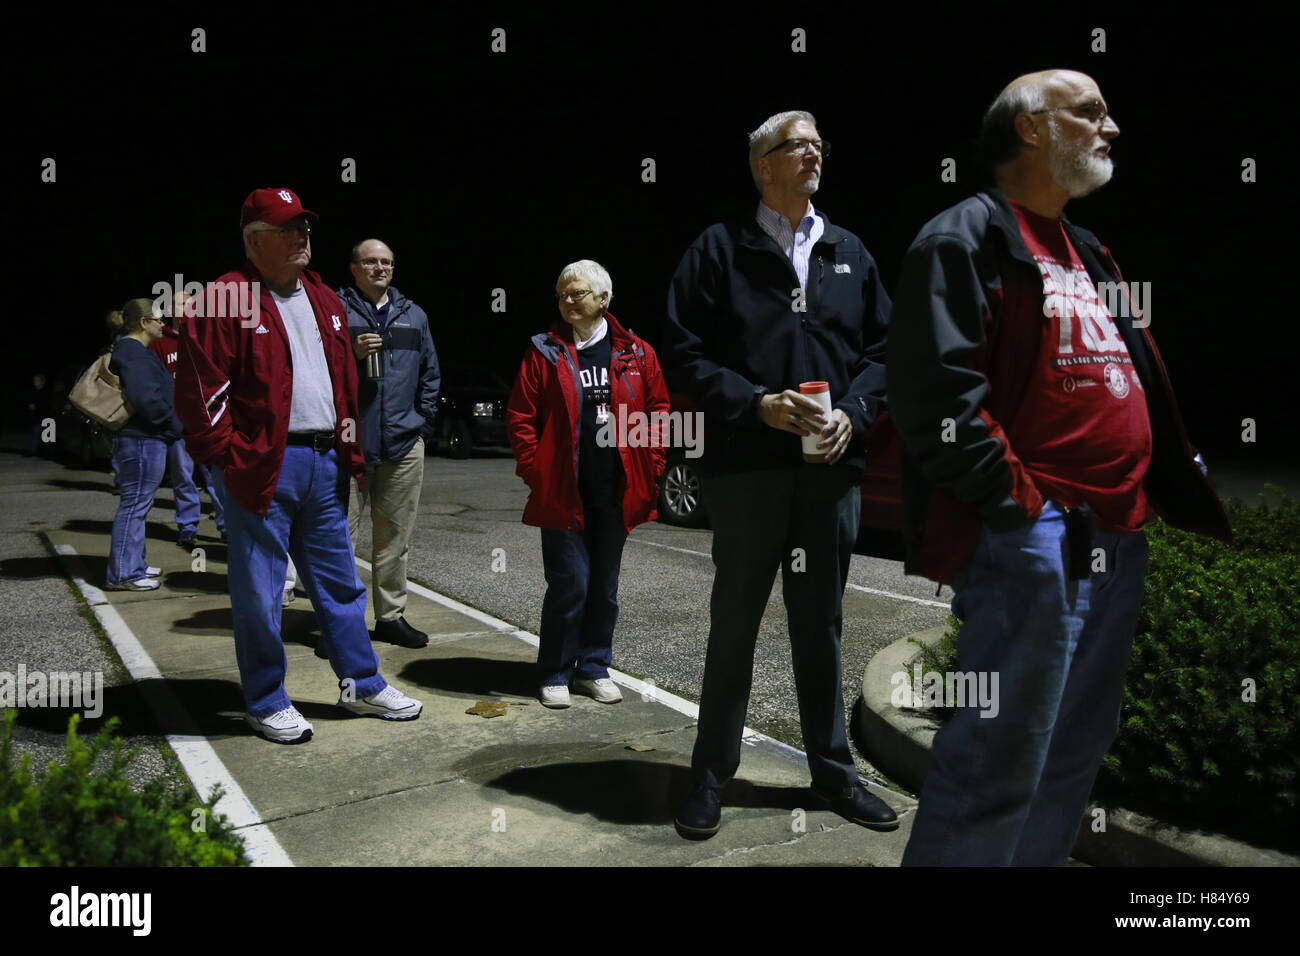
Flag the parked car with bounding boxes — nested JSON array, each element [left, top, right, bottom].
[[431, 365, 511, 459], [656, 395, 905, 561]]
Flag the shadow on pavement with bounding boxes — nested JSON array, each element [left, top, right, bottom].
[[64, 519, 176, 543], [11, 677, 246, 740], [471, 752, 816, 826], [169, 606, 320, 650], [0, 556, 67, 579], [172, 607, 235, 632], [164, 570, 229, 594], [45, 478, 115, 493], [397, 656, 537, 700]]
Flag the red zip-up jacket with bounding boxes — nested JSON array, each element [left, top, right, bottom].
[[174, 263, 365, 516], [507, 312, 670, 532]]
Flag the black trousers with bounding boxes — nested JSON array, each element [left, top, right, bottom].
[[691, 463, 860, 793]]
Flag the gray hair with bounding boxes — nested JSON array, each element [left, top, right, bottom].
[[977, 81, 1048, 173], [556, 259, 612, 304], [747, 110, 817, 192], [242, 220, 269, 257]]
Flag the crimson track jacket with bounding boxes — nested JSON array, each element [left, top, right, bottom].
[[174, 263, 366, 516]]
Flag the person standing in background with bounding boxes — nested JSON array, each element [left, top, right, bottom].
[[150, 290, 226, 549], [106, 298, 181, 591]]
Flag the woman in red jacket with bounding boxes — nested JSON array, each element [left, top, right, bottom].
[[507, 260, 670, 708]]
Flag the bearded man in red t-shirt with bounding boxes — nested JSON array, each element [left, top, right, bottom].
[[888, 70, 1231, 866]]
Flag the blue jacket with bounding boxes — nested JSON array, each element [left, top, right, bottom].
[[661, 210, 891, 476], [109, 337, 181, 442], [338, 285, 441, 464]]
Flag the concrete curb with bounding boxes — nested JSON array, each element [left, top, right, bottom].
[[856, 628, 1299, 867]]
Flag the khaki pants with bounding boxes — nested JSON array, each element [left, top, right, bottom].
[[348, 437, 425, 623]]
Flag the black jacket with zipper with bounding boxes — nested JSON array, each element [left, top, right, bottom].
[[661, 210, 891, 477], [887, 189, 1232, 585]]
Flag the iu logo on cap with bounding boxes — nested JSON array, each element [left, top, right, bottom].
[[277, 189, 292, 203]]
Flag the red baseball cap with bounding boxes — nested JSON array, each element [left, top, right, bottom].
[[240, 187, 319, 228]]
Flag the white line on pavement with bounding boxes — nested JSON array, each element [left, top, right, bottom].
[[52, 543, 294, 868], [361, 557, 810, 765], [627, 536, 951, 609]]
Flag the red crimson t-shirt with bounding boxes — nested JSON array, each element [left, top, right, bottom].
[[1007, 200, 1152, 533]]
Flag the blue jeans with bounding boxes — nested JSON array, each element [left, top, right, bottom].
[[107, 436, 167, 585], [169, 438, 201, 535], [537, 500, 628, 686], [902, 501, 1149, 866], [169, 439, 225, 535], [218, 446, 386, 717]]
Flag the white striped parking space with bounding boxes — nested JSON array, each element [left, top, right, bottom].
[[625, 536, 950, 609], [51, 542, 294, 867]]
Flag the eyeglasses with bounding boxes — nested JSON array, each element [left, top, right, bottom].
[[556, 289, 594, 303], [252, 220, 312, 239], [763, 137, 830, 159], [358, 257, 393, 268], [1030, 101, 1110, 125]]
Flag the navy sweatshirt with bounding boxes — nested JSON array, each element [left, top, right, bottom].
[[109, 337, 182, 442]]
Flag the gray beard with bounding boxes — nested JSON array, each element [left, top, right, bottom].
[[1048, 119, 1114, 198]]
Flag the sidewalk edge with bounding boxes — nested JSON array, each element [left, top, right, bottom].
[[49, 539, 294, 868]]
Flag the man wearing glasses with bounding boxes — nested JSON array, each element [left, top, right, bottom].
[[341, 239, 441, 649], [889, 71, 1231, 865], [662, 110, 896, 838], [176, 187, 424, 744]]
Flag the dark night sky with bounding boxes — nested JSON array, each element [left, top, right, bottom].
[[7, 3, 1289, 463]]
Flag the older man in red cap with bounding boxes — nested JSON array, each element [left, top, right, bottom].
[[176, 187, 423, 743]]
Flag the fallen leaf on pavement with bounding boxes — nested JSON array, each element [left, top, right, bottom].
[[626, 744, 656, 752], [466, 701, 508, 718]]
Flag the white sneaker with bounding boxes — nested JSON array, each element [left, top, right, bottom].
[[540, 684, 571, 708], [246, 705, 314, 744], [145, 566, 162, 577], [282, 585, 296, 607], [338, 684, 423, 720], [105, 577, 160, 591], [574, 678, 623, 704]]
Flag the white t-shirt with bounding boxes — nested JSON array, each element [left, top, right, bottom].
[[272, 286, 337, 433]]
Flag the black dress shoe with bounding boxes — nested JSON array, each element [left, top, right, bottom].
[[178, 535, 197, 551], [816, 781, 899, 831], [373, 616, 429, 649], [675, 786, 721, 840]]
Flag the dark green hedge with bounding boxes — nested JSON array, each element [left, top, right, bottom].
[[1104, 492, 1298, 844], [1, 711, 248, 866]]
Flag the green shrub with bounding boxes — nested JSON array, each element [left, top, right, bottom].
[[1105, 493, 1299, 842], [905, 617, 961, 720], [0, 710, 248, 866]]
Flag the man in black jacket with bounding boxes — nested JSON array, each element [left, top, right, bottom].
[[342, 239, 441, 649], [661, 109, 897, 839], [889, 70, 1231, 866]]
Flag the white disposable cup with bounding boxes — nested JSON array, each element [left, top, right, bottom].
[[800, 381, 833, 463]]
